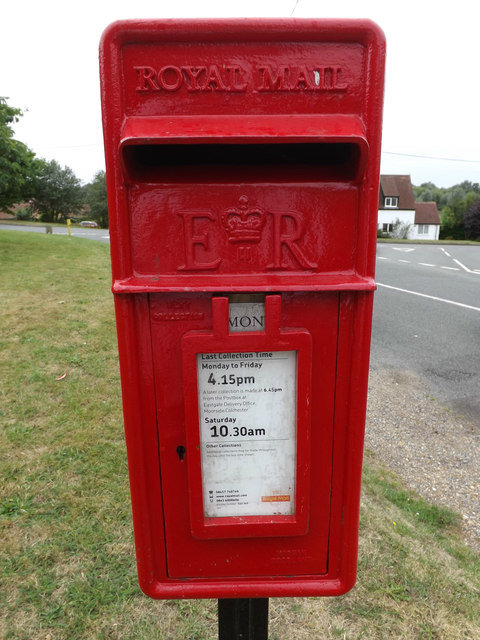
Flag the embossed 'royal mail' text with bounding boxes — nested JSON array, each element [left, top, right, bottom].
[[133, 64, 349, 93]]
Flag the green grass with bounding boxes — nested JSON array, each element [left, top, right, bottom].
[[0, 219, 67, 227], [1, 230, 479, 639], [377, 237, 480, 245]]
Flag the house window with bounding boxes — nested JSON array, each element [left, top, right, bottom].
[[417, 224, 429, 234], [382, 223, 393, 233], [384, 196, 398, 208]]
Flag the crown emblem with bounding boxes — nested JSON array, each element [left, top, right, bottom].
[[221, 196, 266, 244]]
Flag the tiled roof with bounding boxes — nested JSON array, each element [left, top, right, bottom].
[[414, 201, 441, 225], [379, 175, 416, 209]]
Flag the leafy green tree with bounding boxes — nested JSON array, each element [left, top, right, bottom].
[[85, 170, 108, 228], [447, 186, 467, 212], [31, 159, 84, 222], [413, 182, 449, 209], [0, 97, 36, 209], [458, 180, 480, 195], [439, 206, 462, 239], [413, 182, 436, 203], [463, 198, 480, 240], [14, 204, 34, 221], [413, 180, 480, 239], [391, 218, 412, 239]]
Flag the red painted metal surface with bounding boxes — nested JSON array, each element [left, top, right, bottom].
[[182, 296, 312, 542], [99, 18, 385, 599]]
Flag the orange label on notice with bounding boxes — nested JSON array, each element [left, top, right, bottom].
[[261, 495, 291, 503]]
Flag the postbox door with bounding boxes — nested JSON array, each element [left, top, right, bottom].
[[149, 291, 338, 579]]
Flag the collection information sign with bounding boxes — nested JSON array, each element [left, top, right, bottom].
[[196, 350, 297, 518]]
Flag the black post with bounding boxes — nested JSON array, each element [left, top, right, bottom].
[[218, 598, 269, 640]]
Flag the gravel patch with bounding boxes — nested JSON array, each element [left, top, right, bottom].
[[366, 367, 480, 551]]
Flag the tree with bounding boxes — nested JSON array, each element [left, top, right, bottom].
[[85, 170, 108, 228], [463, 198, 480, 240], [0, 97, 36, 209], [391, 218, 412, 239], [439, 206, 462, 239], [31, 159, 84, 222]]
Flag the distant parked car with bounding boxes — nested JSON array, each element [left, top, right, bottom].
[[79, 221, 98, 228]]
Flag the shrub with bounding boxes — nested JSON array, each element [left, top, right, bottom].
[[463, 197, 480, 240], [15, 204, 33, 221]]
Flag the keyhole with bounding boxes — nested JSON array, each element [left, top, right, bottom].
[[176, 445, 186, 461]]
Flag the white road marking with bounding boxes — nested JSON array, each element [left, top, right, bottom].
[[439, 247, 480, 274], [377, 250, 479, 275], [377, 283, 480, 312], [453, 258, 476, 274]]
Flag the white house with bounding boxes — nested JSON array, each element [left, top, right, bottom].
[[378, 175, 441, 240]]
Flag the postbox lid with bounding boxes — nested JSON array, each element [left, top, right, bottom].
[[120, 114, 367, 146]]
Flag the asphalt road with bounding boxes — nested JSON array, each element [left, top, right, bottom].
[[0, 223, 110, 244], [372, 244, 480, 425]]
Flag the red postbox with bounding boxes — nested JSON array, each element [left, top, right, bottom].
[[100, 18, 385, 599]]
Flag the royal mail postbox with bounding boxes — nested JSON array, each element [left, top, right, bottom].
[[100, 19, 385, 599]]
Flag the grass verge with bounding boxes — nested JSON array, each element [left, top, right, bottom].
[[377, 237, 480, 245], [1, 230, 479, 639]]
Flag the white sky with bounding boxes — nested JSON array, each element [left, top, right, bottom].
[[2, 0, 479, 188]]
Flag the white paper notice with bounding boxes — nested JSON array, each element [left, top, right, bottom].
[[197, 350, 297, 518]]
